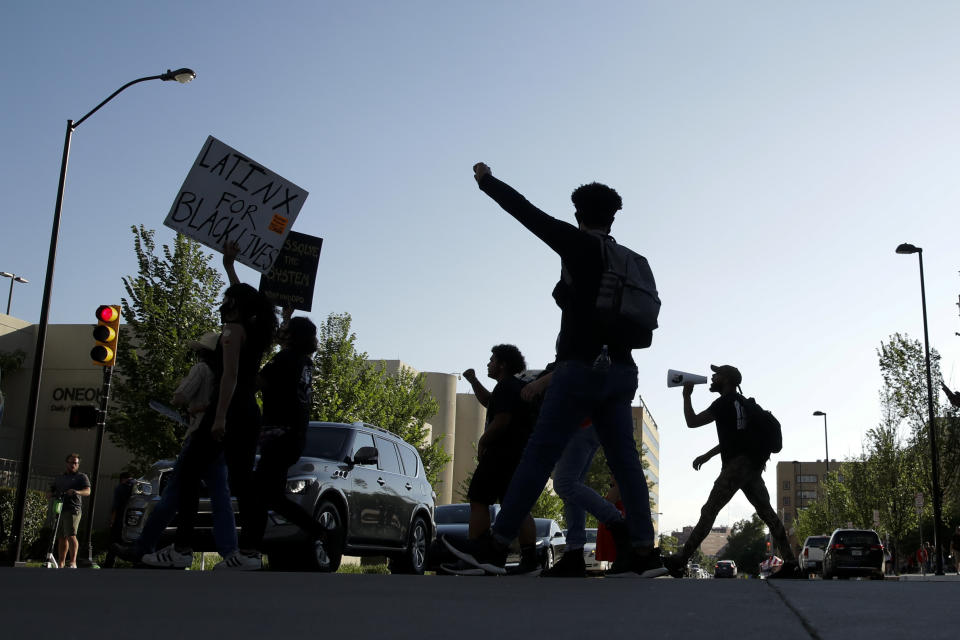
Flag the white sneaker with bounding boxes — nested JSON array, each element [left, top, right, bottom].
[[142, 544, 193, 569], [214, 550, 262, 571]]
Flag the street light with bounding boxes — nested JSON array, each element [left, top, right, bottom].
[[812, 411, 830, 472], [6, 68, 196, 567], [895, 242, 945, 575], [0, 272, 29, 315]]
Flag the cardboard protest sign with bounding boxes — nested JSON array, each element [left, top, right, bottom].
[[258, 231, 323, 312], [164, 136, 309, 274]]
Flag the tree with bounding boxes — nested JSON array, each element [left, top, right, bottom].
[[582, 443, 658, 527], [878, 334, 960, 512], [311, 312, 449, 487], [721, 515, 768, 577], [109, 226, 224, 472]]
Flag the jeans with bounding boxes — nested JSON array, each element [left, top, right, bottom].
[[552, 424, 623, 550], [493, 360, 655, 547], [136, 442, 237, 557]]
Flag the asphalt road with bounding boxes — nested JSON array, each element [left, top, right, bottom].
[[1, 569, 956, 640]]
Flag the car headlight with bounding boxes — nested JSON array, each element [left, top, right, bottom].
[[285, 478, 314, 494], [132, 482, 153, 496]]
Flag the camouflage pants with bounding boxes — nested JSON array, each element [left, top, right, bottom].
[[681, 455, 795, 563]]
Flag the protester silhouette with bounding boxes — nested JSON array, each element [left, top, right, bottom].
[[666, 365, 800, 579], [445, 163, 665, 577], [143, 243, 276, 570], [442, 346, 538, 575], [242, 314, 333, 569]]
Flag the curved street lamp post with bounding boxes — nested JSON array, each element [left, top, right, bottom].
[[6, 69, 196, 567], [895, 242, 945, 576]]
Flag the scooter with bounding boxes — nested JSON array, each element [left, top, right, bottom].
[[44, 495, 64, 569]]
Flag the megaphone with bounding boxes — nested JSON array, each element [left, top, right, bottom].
[[667, 369, 708, 388]]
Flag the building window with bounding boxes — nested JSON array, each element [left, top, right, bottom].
[[797, 474, 818, 484], [798, 490, 817, 500], [783, 480, 791, 490], [783, 497, 791, 506], [784, 513, 792, 524]]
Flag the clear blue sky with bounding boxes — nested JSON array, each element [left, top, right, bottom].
[[3, 1, 959, 535]]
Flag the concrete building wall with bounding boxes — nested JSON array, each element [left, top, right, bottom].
[[452, 393, 485, 501]]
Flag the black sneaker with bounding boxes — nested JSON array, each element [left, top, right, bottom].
[[767, 560, 803, 580], [541, 550, 587, 578], [443, 532, 508, 575], [606, 547, 669, 579], [109, 542, 143, 564], [663, 554, 687, 579]]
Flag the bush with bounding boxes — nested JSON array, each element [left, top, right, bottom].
[[0, 486, 51, 561]]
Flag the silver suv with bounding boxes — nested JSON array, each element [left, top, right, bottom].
[[122, 421, 436, 573]]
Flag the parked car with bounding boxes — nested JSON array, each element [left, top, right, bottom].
[[800, 535, 830, 574], [427, 505, 563, 571], [122, 421, 437, 574], [714, 559, 737, 578], [822, 529, 885, 580], [536, 518, 566, 569], [581, 528, 608, 573]]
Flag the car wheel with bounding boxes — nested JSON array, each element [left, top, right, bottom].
[[389, 516, 430, 575], [544, 547, 555, 570], [313, 499, 344, 573]]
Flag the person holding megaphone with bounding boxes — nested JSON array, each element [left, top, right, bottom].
[[663, 364, 801, 579]]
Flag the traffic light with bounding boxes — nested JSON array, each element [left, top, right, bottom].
[[91, 304, 121, 366]]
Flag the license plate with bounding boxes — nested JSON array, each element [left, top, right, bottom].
[[851, 550, 863, 556]]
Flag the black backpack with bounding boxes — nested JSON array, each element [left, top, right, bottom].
[[738, 394, 782, 457]]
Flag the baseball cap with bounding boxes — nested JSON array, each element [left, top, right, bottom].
[[710, 364, 742, 386]]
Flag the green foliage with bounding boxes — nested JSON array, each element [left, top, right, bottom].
[[0, 486, 50, 561], [722, 515, 768, 577], [583, 443, 657, 527], [531, 486, 566, 526], [658, 534, 678, 554], [311, 312, 449, 487], [0, 349, 26, 375], [110, 226, 225, 473]]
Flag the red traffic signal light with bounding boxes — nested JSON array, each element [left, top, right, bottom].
[[91, 304, 121, 366]]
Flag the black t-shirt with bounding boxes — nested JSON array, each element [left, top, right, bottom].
[[51, 472, 91, 515], [485, 376, 533, 456], [259, 349, 313, 431], [479, 175, 639, 365], [709, 393, 752, 465]]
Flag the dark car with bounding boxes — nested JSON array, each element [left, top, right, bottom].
[[427, 504, 562, 571], [822, 529, 885, 580], [714, 559, 737, 578], [122, 421, 436, 574]]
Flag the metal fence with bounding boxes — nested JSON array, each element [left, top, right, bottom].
[[0, 457, 57, 494]]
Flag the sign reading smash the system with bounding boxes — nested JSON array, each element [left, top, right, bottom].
[[258, 231, 323, 312], [164, 136, 309, 274]]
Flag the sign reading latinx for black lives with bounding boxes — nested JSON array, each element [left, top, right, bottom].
[[259, 231, 323, 312], [164, 136, 309, 274]]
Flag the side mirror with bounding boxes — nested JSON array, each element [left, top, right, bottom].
[[353, 446, 379, 466]]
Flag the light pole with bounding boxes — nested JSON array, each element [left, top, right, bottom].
[[812, 411, 829, 472], [0, 272, 29, 315], [895, 242, 945, 575], [6, 68, 196, 567]]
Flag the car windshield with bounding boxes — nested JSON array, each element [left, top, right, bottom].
[[806, 536, 830, 549], [585, 529, 598, 543], [836, 532, 880, 546], [435, 505, 471, 524], [536, 520, 552, 537], [302, 427, 350, 460]]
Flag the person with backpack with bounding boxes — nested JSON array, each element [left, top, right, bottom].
[[665, 364, 800, 578], [445, 163, 665, 578]]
